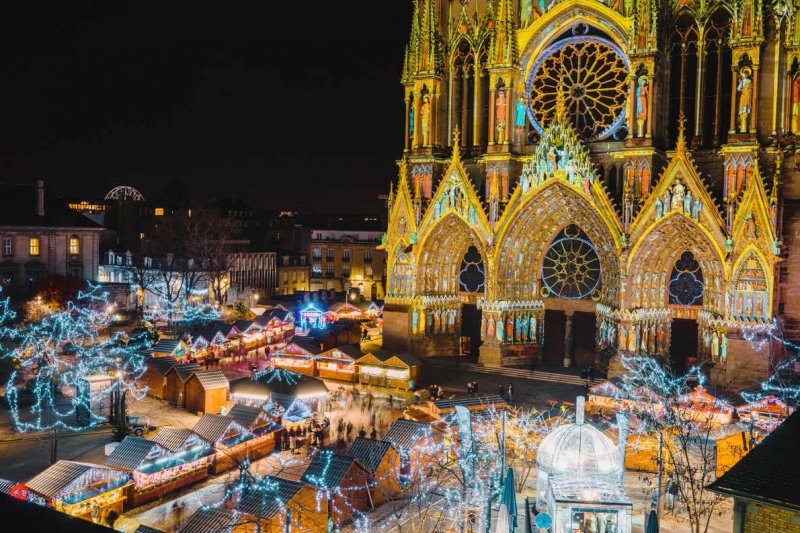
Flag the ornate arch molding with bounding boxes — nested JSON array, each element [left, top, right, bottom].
[[518, 0, 632, 77], [416, 213, 486, 295], [492, 181, 620, 304], [625, 213, 727, 312]]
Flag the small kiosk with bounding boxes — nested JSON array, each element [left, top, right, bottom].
[[356, 351, 420, 390], [26, 461, 130, 523], [737, 395, 795, 431], [272, 339, 322, 376], [317, 345, 361, 382], [537, 397, 632, 533], [104, 436, 212, 505], [299, 303, 326, 330], [149, 339, 189, 359]]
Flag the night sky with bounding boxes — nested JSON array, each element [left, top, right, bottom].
[[0, 2, 413, 211]]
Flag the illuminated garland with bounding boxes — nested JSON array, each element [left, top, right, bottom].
[[0, 284, 150, 432]]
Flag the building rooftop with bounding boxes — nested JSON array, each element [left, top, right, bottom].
[[177, 508, 236, 533], [104, 437, 165, 472], [27, 460, 127, 500], [708, 409, 800, 510], [235, 476, 304, 519], [346, 438, 392, 473], [383, 419, 434, 453], [0, 182, 101, 229], [227, 404, 265, 428], [192, 414, 246, 445], [433, 394, 506, 411], [147, 357, 177, 376], [151, 428, 197, 453], [191, 371, 229, 391], [230, 369, 328, 400], [301, 451, 360, 489]]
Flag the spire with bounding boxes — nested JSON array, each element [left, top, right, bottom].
[[404, 0, 421, 81], [419, 0, 442, 75], [490, 0, 518, 67], [676, 113, 687, 154]]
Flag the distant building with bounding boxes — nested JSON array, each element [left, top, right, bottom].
[[228, 251, 276, 300], [276, 251, 309, 295], [0, 180, 102, 295]]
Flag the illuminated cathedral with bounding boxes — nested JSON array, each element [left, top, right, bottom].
[[381, 0, 800, 388]]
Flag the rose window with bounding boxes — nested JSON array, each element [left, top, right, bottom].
[[527, 35, 629, 139], [541, 225, 601, 300]]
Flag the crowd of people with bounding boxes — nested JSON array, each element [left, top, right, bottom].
[[281, 417, 331, 455]]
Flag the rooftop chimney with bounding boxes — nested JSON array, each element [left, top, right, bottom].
[[36, 179, 45, 217]]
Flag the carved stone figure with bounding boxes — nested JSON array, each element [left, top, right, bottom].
[[655, 198, 664, 219], [636, 76, 648, 137], [737, 67, 753, 132], [495, 89, 507, 144], [671, 178, 685, 211]]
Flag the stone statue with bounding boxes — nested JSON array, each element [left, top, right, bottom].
[[692, 199, 702, 220], [496, 316, 504, 342], [684, 189, 692, 216], [582, 174, 592, 197], [665, 188, 672, 212], [408, 107, 414, 138], [420, 95, 431, 145], [530, 316, 537, 343], [515, 95, 527, 129], [487, 317, 496, 340], [636, 76, 648, 137], [711, 332, 719, 359], [495, 89, 508, 144], [720, 334, 728, 360], [792, 77, 800, 134], [671, 178, 685, 211], [744, 213, 758, 240], [412, 308, 419, 334], [655, 198, 664, 219], [737, 67, 753, 133]]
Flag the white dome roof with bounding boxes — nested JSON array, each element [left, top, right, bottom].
[[537, 418, 621, 478]]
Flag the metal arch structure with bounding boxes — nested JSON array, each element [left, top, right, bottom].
[[105, 186, 145, 202]]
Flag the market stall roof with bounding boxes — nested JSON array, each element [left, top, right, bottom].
[[678, 385, 734, 412], [104, 437, 169, 471], [147, 357, 177, 376], [433, 394, 506, 411], [210, 322, 241, 338], [177, 508, 236, 533], [708, 410, 800, 510], [27, 460, 128, 500], [192, 414, 248, 445], [318, 344, 364, 361], [235, 476, 304, 518], [346, 438, 392, 473], [227, 404, 268, 428], [192, 328, 226, 346], [301, 451, 365, 489], [151, 428, 204, 453], [327, 302, 362, 314], [280, 339, 323, 356], [356, 350, 420, 368], [168, 364, 202, 383], [230, 369, 329, 399], [384, 419, 436, 453], [737, 395, 794, 416], [190, 371, 230, 391], [149, 339, 189, 357], [134, 525, 165, 533], [234, 320, 262, 334], [549, 475, 632, 506]]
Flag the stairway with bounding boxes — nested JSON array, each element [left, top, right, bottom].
[[423, 359, 604, 386]]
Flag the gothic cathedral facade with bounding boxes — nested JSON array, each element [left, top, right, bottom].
[[382, 0, 799, 388]]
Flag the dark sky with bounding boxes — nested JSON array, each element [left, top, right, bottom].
[[0, 2, 412, 212]]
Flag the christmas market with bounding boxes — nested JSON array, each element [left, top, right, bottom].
[[316, 344, 362, 382], [270, 339, 322, 376]]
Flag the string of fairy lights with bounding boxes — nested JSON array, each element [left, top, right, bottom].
[[0, 284, 151, 433]]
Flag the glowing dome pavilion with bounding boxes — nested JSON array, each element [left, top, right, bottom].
[[536, 397, 632, 533]]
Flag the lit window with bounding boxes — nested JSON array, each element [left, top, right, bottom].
[[154, 207, 164, 216], [343, 249, 351, 260], [366, 266, 373, 278], [29, 237, 40, 256], [326, 249, 334, 260], [69, 236, 80, 255], [313, 248, 322, 260], [2, 237, 11, 256], [187, 209, 192, 217], [327, 264, 335, 275], [139, 232, 145, 240], [364, 249, 373, 261], [312, 264, 322, 274], [342, 266, 350, 277]]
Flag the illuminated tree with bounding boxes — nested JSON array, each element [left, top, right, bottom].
[[0, 285, 149, 461]]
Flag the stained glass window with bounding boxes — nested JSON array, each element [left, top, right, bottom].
[[459, 246, 485, 293], [668, 251, 704, 306], [541, 225, 601, 299]]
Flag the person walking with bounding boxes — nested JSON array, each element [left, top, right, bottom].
[[358, 426, 367, 438], [370, 427, 378, 440], [507, 383, 514, 402], [346, 421, 353, 441], [666, 476, 679, 511]]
